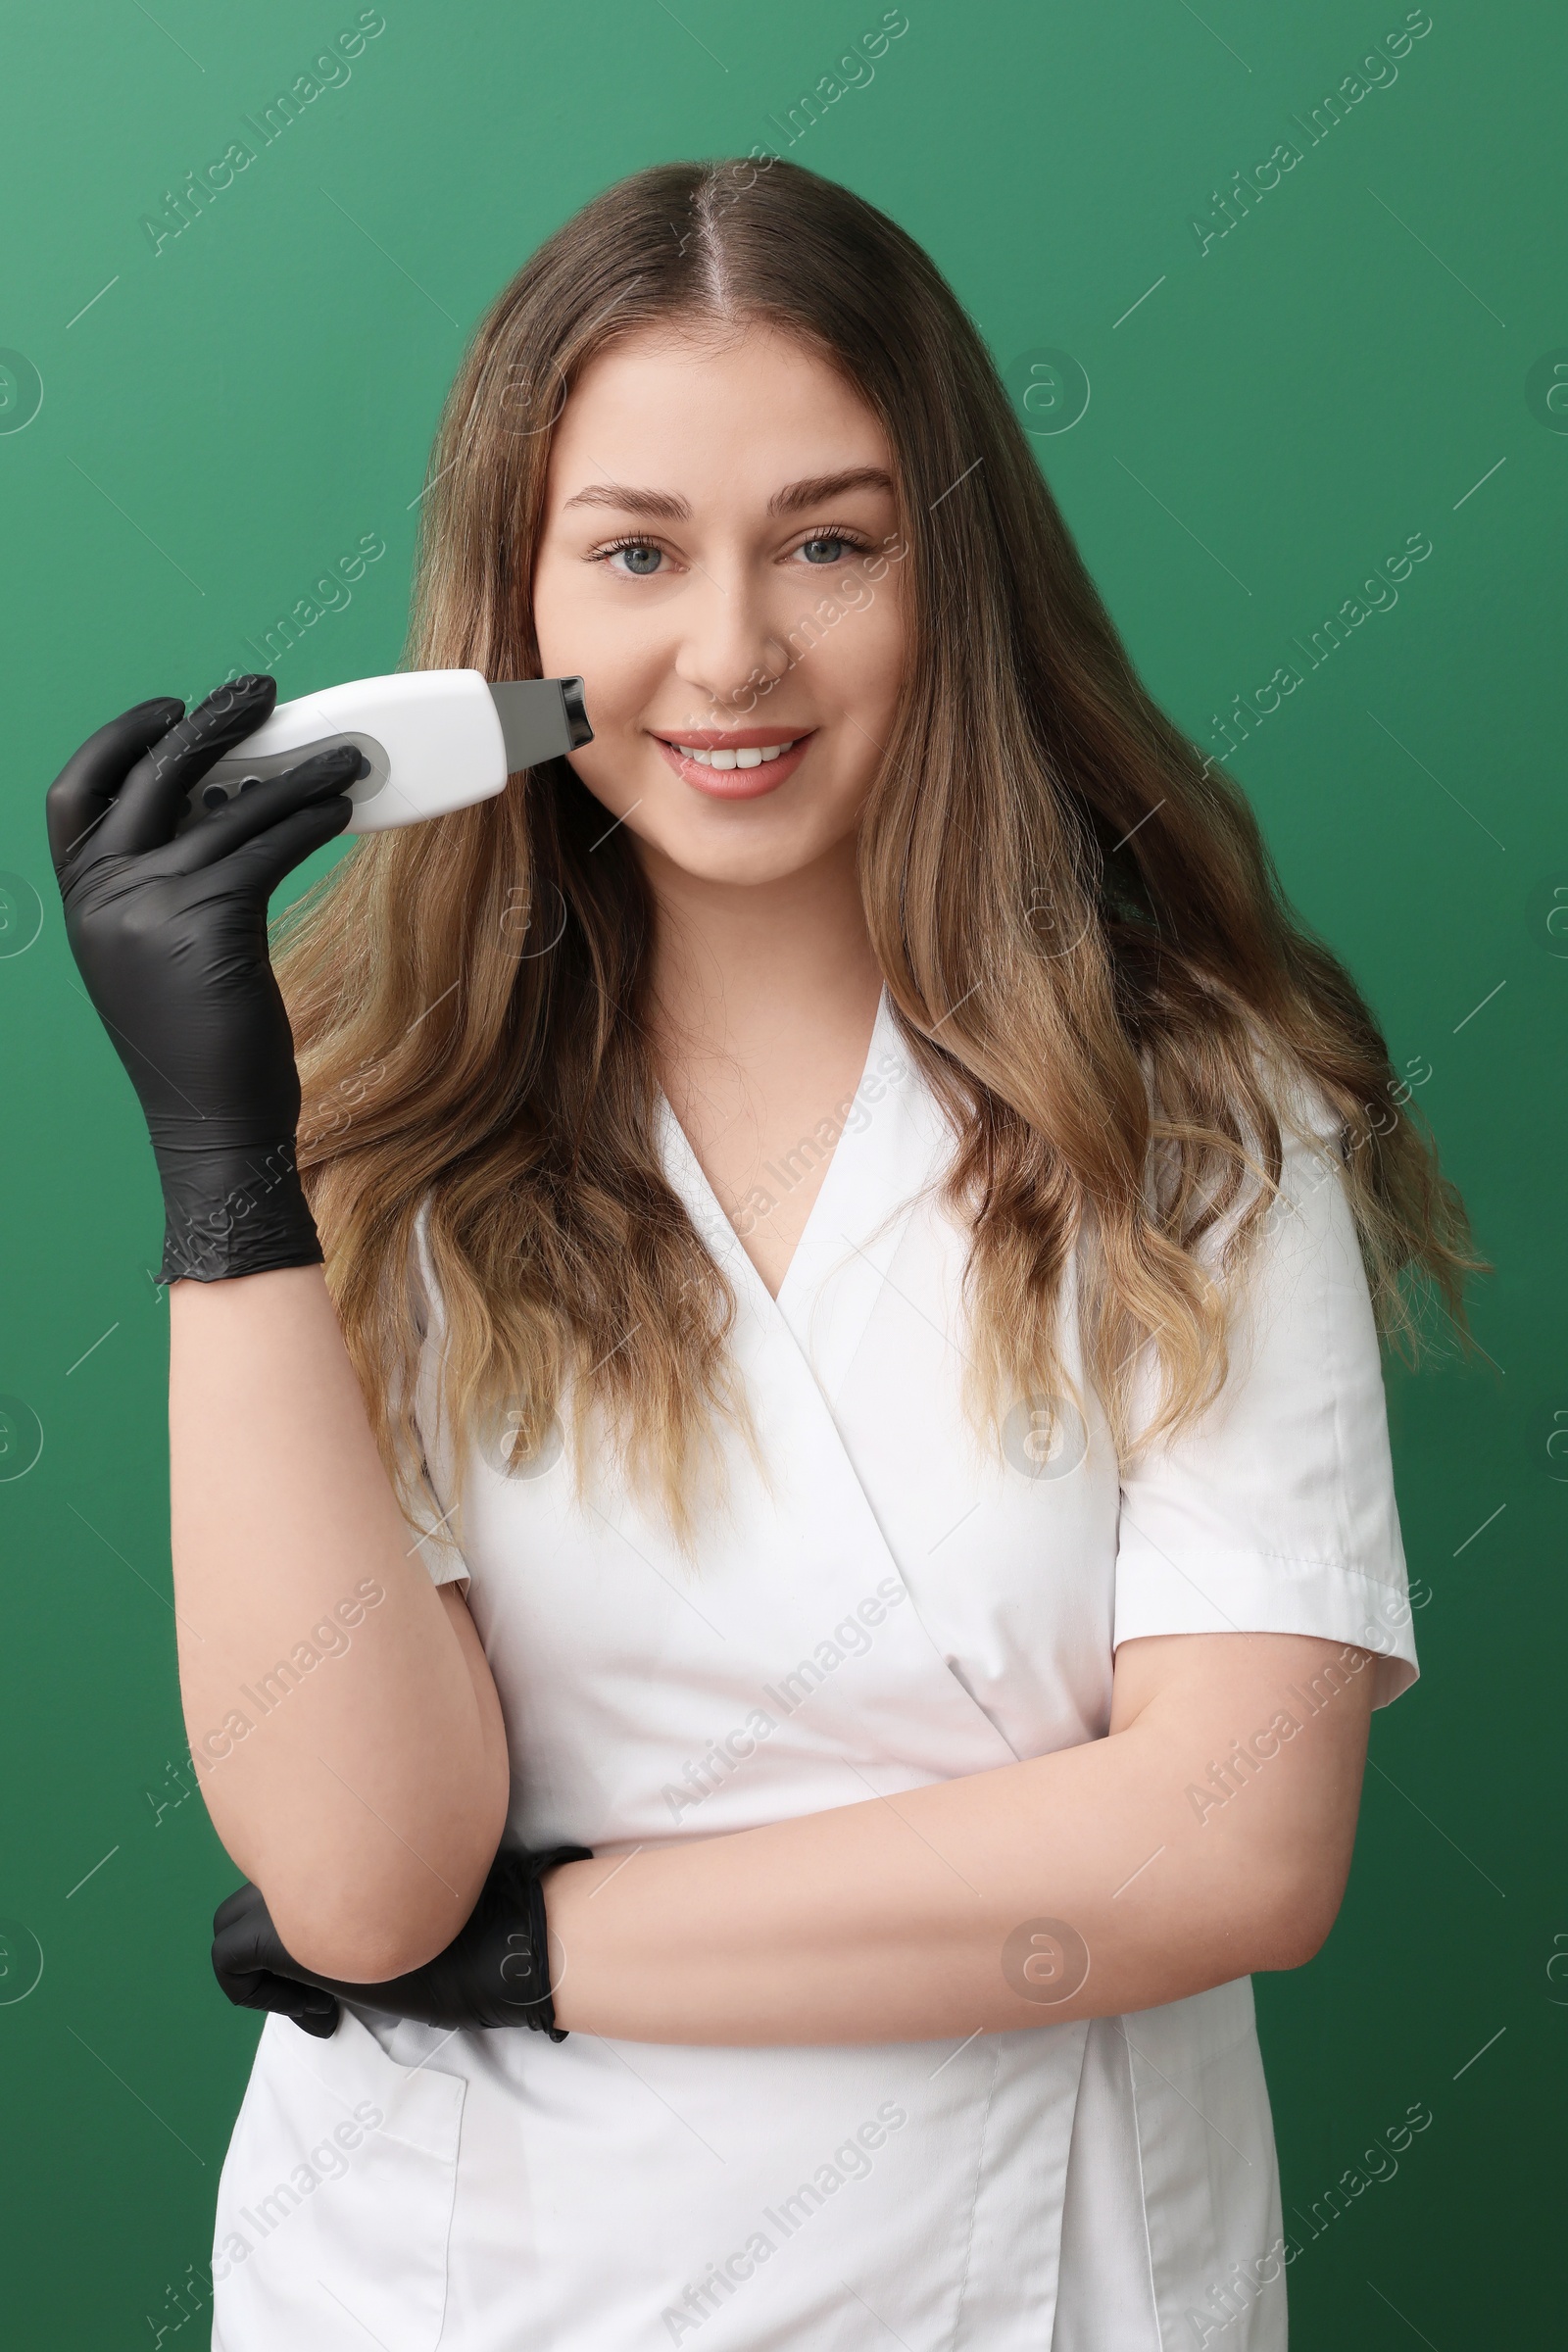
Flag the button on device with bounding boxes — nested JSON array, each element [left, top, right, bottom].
[[202, 784, 227, 810]]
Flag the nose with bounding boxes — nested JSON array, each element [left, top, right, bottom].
[[669, 567, 791, 720]]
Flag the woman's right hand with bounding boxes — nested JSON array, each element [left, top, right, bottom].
[[46, 677, 361, 1282], [212, 1843, 594, 2040]]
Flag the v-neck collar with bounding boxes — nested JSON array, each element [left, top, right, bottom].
[[654, 988, 890, 1300], [654, 989, 955, 1385]]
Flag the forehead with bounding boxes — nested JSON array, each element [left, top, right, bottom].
[[543, 320, 893, 512]]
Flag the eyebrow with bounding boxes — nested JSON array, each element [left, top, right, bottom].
[[560, 466, 895, 520]]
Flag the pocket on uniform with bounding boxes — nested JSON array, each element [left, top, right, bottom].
[[212, 2005, 466, 2352]]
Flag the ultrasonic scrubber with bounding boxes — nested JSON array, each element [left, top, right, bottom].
[[175, 670, 592, 836]]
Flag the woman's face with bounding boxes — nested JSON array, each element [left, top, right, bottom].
[[531, 320, 908, 890]]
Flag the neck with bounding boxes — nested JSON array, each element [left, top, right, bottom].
[[639, 836, 883, 1079]]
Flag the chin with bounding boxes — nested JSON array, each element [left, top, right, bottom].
[[646, 825, 842, 888]]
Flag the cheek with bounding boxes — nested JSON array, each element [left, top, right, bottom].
[[533, 557, 669, 732], [809, 571, 907, 726], [562, 733, 637, 822], [532, 553, 612, 679]]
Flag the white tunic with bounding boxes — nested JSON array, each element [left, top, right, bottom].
[[210, 993, 1418, 2351]]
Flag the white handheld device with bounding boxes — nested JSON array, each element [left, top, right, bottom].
[[175, 669, 592, 837]]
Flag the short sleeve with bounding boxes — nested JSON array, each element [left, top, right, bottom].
[[1112, 1064, 1418, 1707], [402, 1198, 473, 1592]]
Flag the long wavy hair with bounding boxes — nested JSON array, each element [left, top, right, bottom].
[[272, 155, 1482, 1545]]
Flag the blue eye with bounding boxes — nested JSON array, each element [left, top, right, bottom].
[[800, 536, 849, 564], [611, 543, 662, 576]]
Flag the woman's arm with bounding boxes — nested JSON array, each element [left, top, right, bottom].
[[172, 1265, 511, 1982], [45, 688, 511, 1987], [546, 1630, 1376, 2043]]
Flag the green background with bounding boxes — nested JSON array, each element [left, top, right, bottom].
[[1, 2, 1562, 2342]]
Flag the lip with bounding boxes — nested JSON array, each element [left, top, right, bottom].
[[650, 726, 815, 800], [652, 726, 803, 750]]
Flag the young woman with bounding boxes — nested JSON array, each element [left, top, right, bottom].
[[50, 159, 1476, 2350]]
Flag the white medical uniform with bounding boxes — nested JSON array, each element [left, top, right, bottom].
[[210, 992, 1418, 2351]]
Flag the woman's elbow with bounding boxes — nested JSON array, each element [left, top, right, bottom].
[[267, 1861, 490, 1985], [276, 1916, 439, 1985], [1243, 1850, 1352, 1973]]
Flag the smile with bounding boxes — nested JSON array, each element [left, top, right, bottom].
[[651, 728, 813, 800], [673, 739, 797, 769]]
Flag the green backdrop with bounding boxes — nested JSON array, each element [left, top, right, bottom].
[[1, 2, 1561, 2342]]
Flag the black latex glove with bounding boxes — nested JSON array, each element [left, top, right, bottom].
[[212, 1844, 594, 2042], [46, 679, 360, 1283]]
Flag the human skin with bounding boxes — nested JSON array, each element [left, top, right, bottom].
[[530, 319, 908, 1294], [545, 1629, 1375, 2043], [169, 321, 1375, 2011]]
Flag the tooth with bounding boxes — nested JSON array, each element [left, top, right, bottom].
[[709, 749, 738, 770], [758, 745, 781, 762], [734, 748, 762, 768]]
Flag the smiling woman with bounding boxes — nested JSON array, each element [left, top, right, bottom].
[[270, 164, 1474, 1537], [46, 154, 1483, 2352], [531, 337, 908, 886]]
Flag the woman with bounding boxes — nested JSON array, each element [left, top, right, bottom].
[[49, 159, 1477, 2349]]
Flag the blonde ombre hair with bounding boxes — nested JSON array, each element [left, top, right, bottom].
[[272, 157, 1482, 1544]]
